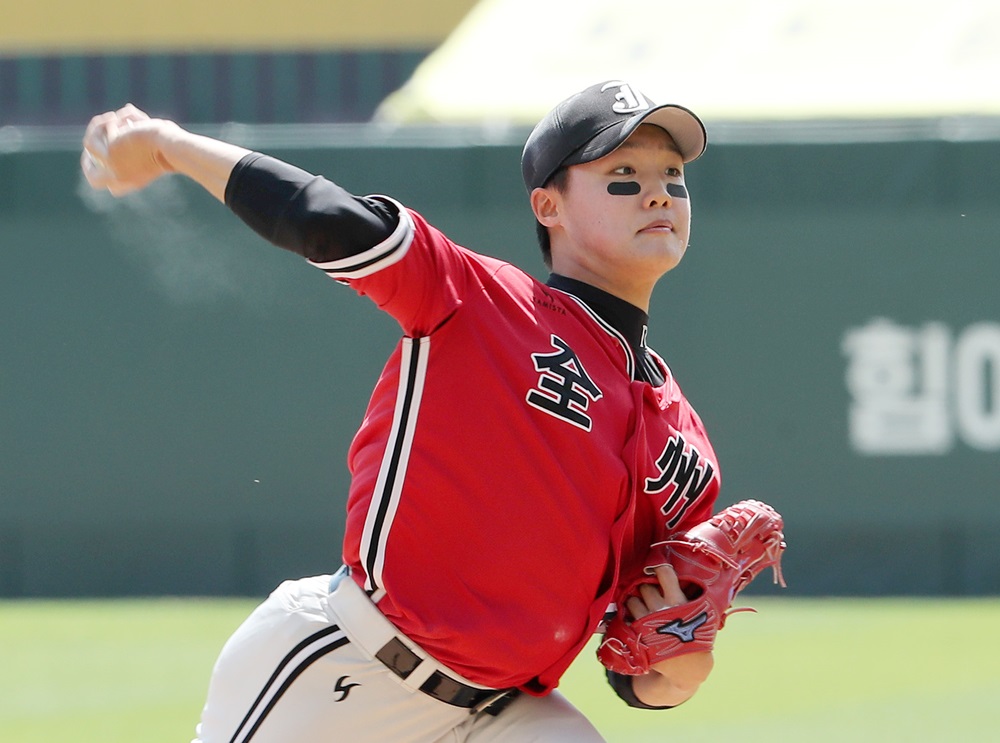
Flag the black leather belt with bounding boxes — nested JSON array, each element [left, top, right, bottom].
[[374, 637, 519, 715]]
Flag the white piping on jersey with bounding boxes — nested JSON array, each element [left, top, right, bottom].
[[359, 336, 430, 594], [551, 289, 637, 381], [308, 196, 415, 280]]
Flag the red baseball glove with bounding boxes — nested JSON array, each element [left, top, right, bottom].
[[597, 499, 786, 675]]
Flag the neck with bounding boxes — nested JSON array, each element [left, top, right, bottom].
[[545, 274, 665, 386], [548, 261, 654, 312]]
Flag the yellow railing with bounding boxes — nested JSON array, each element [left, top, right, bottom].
[[0, 0, 478, 52]]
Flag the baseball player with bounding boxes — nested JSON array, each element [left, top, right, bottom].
[[81, 80, 768, 742]]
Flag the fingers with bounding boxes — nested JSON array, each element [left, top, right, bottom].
[[654, 564, 687, 605], [82, 104, 149, 162], [117, 103, 150, 126], [80, 136, 128, 194], [625, 582, 670, 619], [80, 148, 108, 188], [80, 149, 137, 196], [80, 104, 157, 195], [625, 594, 649, 621], [625, 565, 687, 620], [82, 111, 115, 163]]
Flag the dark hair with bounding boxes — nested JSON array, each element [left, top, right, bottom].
[[534, 167, 569, 268]]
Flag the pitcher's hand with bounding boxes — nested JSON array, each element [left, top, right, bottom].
[[82, 104, 179, 195]]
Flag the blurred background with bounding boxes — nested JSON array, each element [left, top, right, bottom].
[[2, 0, 999, 601]]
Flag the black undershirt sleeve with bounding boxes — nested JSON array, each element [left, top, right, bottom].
[[606, 670, 677, 710], [224, 152, 398, 263]]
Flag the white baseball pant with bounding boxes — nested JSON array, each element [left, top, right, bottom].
[[191, 571, 607, 742]]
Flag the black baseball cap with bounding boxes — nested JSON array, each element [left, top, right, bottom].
[[521, 80, 707, 192]]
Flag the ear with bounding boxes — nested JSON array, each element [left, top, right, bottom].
[[530, 187, 561, 228]]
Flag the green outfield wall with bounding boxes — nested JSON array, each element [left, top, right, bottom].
[[2, 129, 998, 598]]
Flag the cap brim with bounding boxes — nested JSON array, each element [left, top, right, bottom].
[[638, 105, 707, 163], [564, 103, 707, 167]]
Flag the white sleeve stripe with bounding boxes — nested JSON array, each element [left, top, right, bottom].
[[308, 196, 415, 280]]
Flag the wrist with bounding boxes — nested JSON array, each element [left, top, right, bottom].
[[149, 120, 184, 174]]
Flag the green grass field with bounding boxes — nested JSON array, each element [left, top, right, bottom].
[[2, 597, 997, 742]]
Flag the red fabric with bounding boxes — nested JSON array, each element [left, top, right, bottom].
[[330, 206, 720, 693]]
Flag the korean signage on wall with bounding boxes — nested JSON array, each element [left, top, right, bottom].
[[843, 319, 1000, 455]]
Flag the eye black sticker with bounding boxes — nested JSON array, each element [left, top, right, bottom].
[[607, 182, 689, 198], [607, 181, 641, 196]]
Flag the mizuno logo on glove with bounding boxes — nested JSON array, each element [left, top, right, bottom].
[[655, 612, 709, 643], [597, 500, 786, 676]]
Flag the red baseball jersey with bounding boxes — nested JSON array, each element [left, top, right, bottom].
[[310, 198, 720, 694]]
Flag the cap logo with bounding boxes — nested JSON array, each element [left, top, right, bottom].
[[601, 81, 649, 115]]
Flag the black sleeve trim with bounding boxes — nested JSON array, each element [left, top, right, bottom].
[[606, 670, 677, 710], [224, 153, 398, 263]]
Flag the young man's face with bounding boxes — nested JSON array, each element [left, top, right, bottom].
[[542, 124, 692, 305]]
